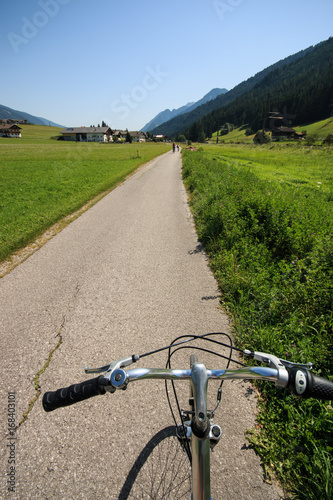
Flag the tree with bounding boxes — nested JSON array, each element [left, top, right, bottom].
[[125, 130, 132, 143], [305, 133, 318, 146], [101, 120, 107, 127], [189, 121, 200, 142], [198, 130, 206, 143], [178, 134, 187, 143], [322, 133, 333, 146], [253, 130, 271, 144]]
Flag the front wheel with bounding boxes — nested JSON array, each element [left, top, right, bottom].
[[121, 426, 191, 499]]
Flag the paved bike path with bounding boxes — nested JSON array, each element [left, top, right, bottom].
[[0, 151, 284, 498]]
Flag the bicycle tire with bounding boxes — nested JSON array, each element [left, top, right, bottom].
[[122, 426, 191, 499]]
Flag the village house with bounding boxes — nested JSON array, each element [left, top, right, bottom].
[[0, 124, 22, 138], [0, 119, 27, 125], [130, 131, 148, 142], [113, 130, 149, 142], [60, 126, 114, 142], [154, 134, 168, 141], [112, 130, 127, 141], [271, 126, 304, 141]]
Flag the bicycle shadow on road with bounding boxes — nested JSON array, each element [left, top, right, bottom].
[[118, 425, 191, 499]]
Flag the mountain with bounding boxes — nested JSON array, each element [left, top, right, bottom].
[[141, 88, 228, 132], [141, 104, 194, 132], [150, 42, 322, 138], [181, 37, 333, 142], [0, 105, 64, 128]]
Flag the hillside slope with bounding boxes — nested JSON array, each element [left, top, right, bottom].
[[0, 104, 64, 128], [141, 88, 227, 132], [182, 37, 333, 141], [150, 41, 323, 138]]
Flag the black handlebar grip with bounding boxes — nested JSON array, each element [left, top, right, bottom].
[[288, 368, 333, 400], [307, 372, 333, 400], [42, 376, 106, 412]]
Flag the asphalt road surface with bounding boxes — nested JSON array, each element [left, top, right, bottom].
[[0, 150, 284, 499]]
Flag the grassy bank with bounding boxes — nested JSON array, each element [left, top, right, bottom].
[[0, 126, 170, 262], [182, 144, 333, 499]]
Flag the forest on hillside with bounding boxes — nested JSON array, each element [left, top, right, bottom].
[[182, 38, 333, 142], [150, 38, 332, 142]]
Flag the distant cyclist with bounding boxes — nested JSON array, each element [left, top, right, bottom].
[[172, 142, 176, 153]]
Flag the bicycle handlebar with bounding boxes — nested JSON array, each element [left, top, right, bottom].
[[42, 363, 333, 412], [287, 368, 333, 400], [42, 375, 108, 412]]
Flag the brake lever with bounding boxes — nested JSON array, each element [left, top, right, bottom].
[[84, 354, 140, 375], [245, 350, 312, 370], [278, 358, 313, 371], [244, 350, 290, 387]]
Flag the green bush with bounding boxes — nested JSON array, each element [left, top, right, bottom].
[[182, 149, 333, 499], [305, 134, 319, 146], [253, 130, 271, 144], [322, 133, 333, 146]]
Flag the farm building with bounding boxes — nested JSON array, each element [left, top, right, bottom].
[[154, 134, 168, 141], [130, 131, 148, 142], [271, 126, 301, 140], [112, 130, 127, 141], [112, 130, 149, 142], [0, 124, 22, 138], [60, 126, 114, 142], [272, 127, 296, 141]]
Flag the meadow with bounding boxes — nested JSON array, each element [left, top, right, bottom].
[[0, 125, 170, 262], [182, 142, 333, 499], [210, 117, 333, 145]]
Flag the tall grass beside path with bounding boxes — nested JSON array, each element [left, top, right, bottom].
[[0, 140, 170, 262], [182, 146, 333, 499]]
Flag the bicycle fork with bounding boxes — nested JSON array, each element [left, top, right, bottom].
[[177, 362, 222, 500]]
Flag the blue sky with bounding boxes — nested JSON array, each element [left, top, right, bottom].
[[1, 0, 332, 130]]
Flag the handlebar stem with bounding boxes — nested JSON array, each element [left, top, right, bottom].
[[191, 363, 209, 436]]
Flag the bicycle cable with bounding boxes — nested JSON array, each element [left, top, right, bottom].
[[163, 333, 247, 461]]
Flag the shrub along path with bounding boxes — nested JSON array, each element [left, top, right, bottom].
[[182, 145, 333, 500]]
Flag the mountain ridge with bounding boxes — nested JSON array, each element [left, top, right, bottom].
[[0, 104, 64, 128], [141, 87, 227, 132]]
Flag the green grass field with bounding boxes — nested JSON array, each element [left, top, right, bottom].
[[209, 117, 333, 144], [0, 125, 170, 262], [8, 124, 64, 143], [201, 142, 333, 192], [182, 143, 333, 499]]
